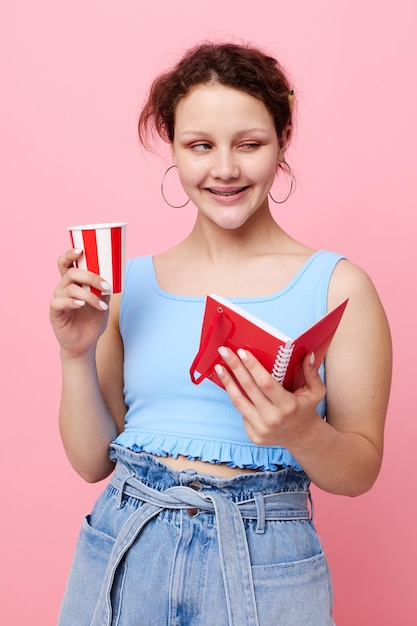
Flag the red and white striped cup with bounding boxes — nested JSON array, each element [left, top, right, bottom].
[[68, 222, 127, 295]]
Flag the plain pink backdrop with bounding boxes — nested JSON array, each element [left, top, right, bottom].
[[1, 1, 416, 624]]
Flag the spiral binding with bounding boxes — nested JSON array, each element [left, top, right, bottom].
[[272, 344, 294, 383]]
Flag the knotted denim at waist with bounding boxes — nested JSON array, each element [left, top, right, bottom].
[[91, 446, 312, 626]]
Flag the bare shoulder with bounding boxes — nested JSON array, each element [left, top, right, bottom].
[[328, 258, 381, 306], [328, 258, 392, 356], [327, 258, 392, 358]]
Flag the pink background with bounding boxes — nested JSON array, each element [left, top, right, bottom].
[[1, 1, 415, 623]]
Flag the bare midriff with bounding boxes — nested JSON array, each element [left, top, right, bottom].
[[150, 454, 261, 477]]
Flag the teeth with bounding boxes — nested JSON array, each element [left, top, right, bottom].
[[210, 188, 246, 196]]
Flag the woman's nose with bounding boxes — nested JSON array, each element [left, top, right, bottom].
[[210, 150, 240, 180]]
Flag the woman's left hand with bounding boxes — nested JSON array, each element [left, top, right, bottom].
[[215, 347, 325, 450]]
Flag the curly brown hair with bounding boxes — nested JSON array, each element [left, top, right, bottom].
[[138, 42, 294, 151]]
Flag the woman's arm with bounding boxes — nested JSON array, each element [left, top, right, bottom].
[[215, 260, 392, 496], [308, 259, 392, 494], [50, 249, 127, 483]]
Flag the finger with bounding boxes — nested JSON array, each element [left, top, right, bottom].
[[217, 346, 273, 405], [57, 248, 84, 277], [49, 296, 86, 316], [221, 346, 286, 404], [56, 265, 111, 295], [295, 352, 326, 400], [214, 360, 258, 417], [54, 279, 110, 312]]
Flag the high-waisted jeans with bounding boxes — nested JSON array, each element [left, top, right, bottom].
[[58, 444, 334, 625]]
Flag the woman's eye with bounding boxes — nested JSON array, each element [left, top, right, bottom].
[[239, 143, 261, 151], [191, 143, 212, 152]]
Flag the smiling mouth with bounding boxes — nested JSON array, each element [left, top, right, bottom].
[[207, 186, 249, 196]]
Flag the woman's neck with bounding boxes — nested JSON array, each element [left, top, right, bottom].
[[182, 210, 288, 263]]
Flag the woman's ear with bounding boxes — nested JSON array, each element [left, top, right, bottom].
[[276, 125, 292, 166]]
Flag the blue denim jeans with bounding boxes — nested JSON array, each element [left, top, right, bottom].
[[58, 444, 334, 625]]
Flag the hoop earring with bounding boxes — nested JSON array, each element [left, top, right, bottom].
[[161, 165, 190, 208], [268, 161, 295, 204]]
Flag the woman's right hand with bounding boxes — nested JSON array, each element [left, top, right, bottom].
[[49, 248, 112, 358]]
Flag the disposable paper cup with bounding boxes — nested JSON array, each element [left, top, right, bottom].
[[68, 222, 127, 295]]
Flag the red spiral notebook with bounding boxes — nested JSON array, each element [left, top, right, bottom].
[[190, 295, 348, 392]]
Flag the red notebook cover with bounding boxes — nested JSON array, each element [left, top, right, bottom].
[[190, 295, 348, 391]]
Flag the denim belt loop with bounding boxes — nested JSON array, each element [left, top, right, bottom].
[[254, 493, 266, 534], [91, 464, 310, 626], [115, 472, 135, 509], [309, 490, 315, 520]]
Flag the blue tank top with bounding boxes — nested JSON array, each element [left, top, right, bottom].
[[114, 251, 345, 471]]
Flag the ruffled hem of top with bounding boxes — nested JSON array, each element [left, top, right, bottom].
[[113, 431, 302, 472]]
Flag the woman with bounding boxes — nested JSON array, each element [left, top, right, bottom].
[[50, 42, 392, 625]]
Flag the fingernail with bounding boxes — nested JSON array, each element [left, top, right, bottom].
[[214, 364, 225, 377], [310, 352, 315, 366], [99, 300, 109, 310], [101, 281, 111, 291], [74, 299, 85, 306], [73, 247, 83, 254], [237, 348, 247, 361], [218, 346, 229, 358]]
